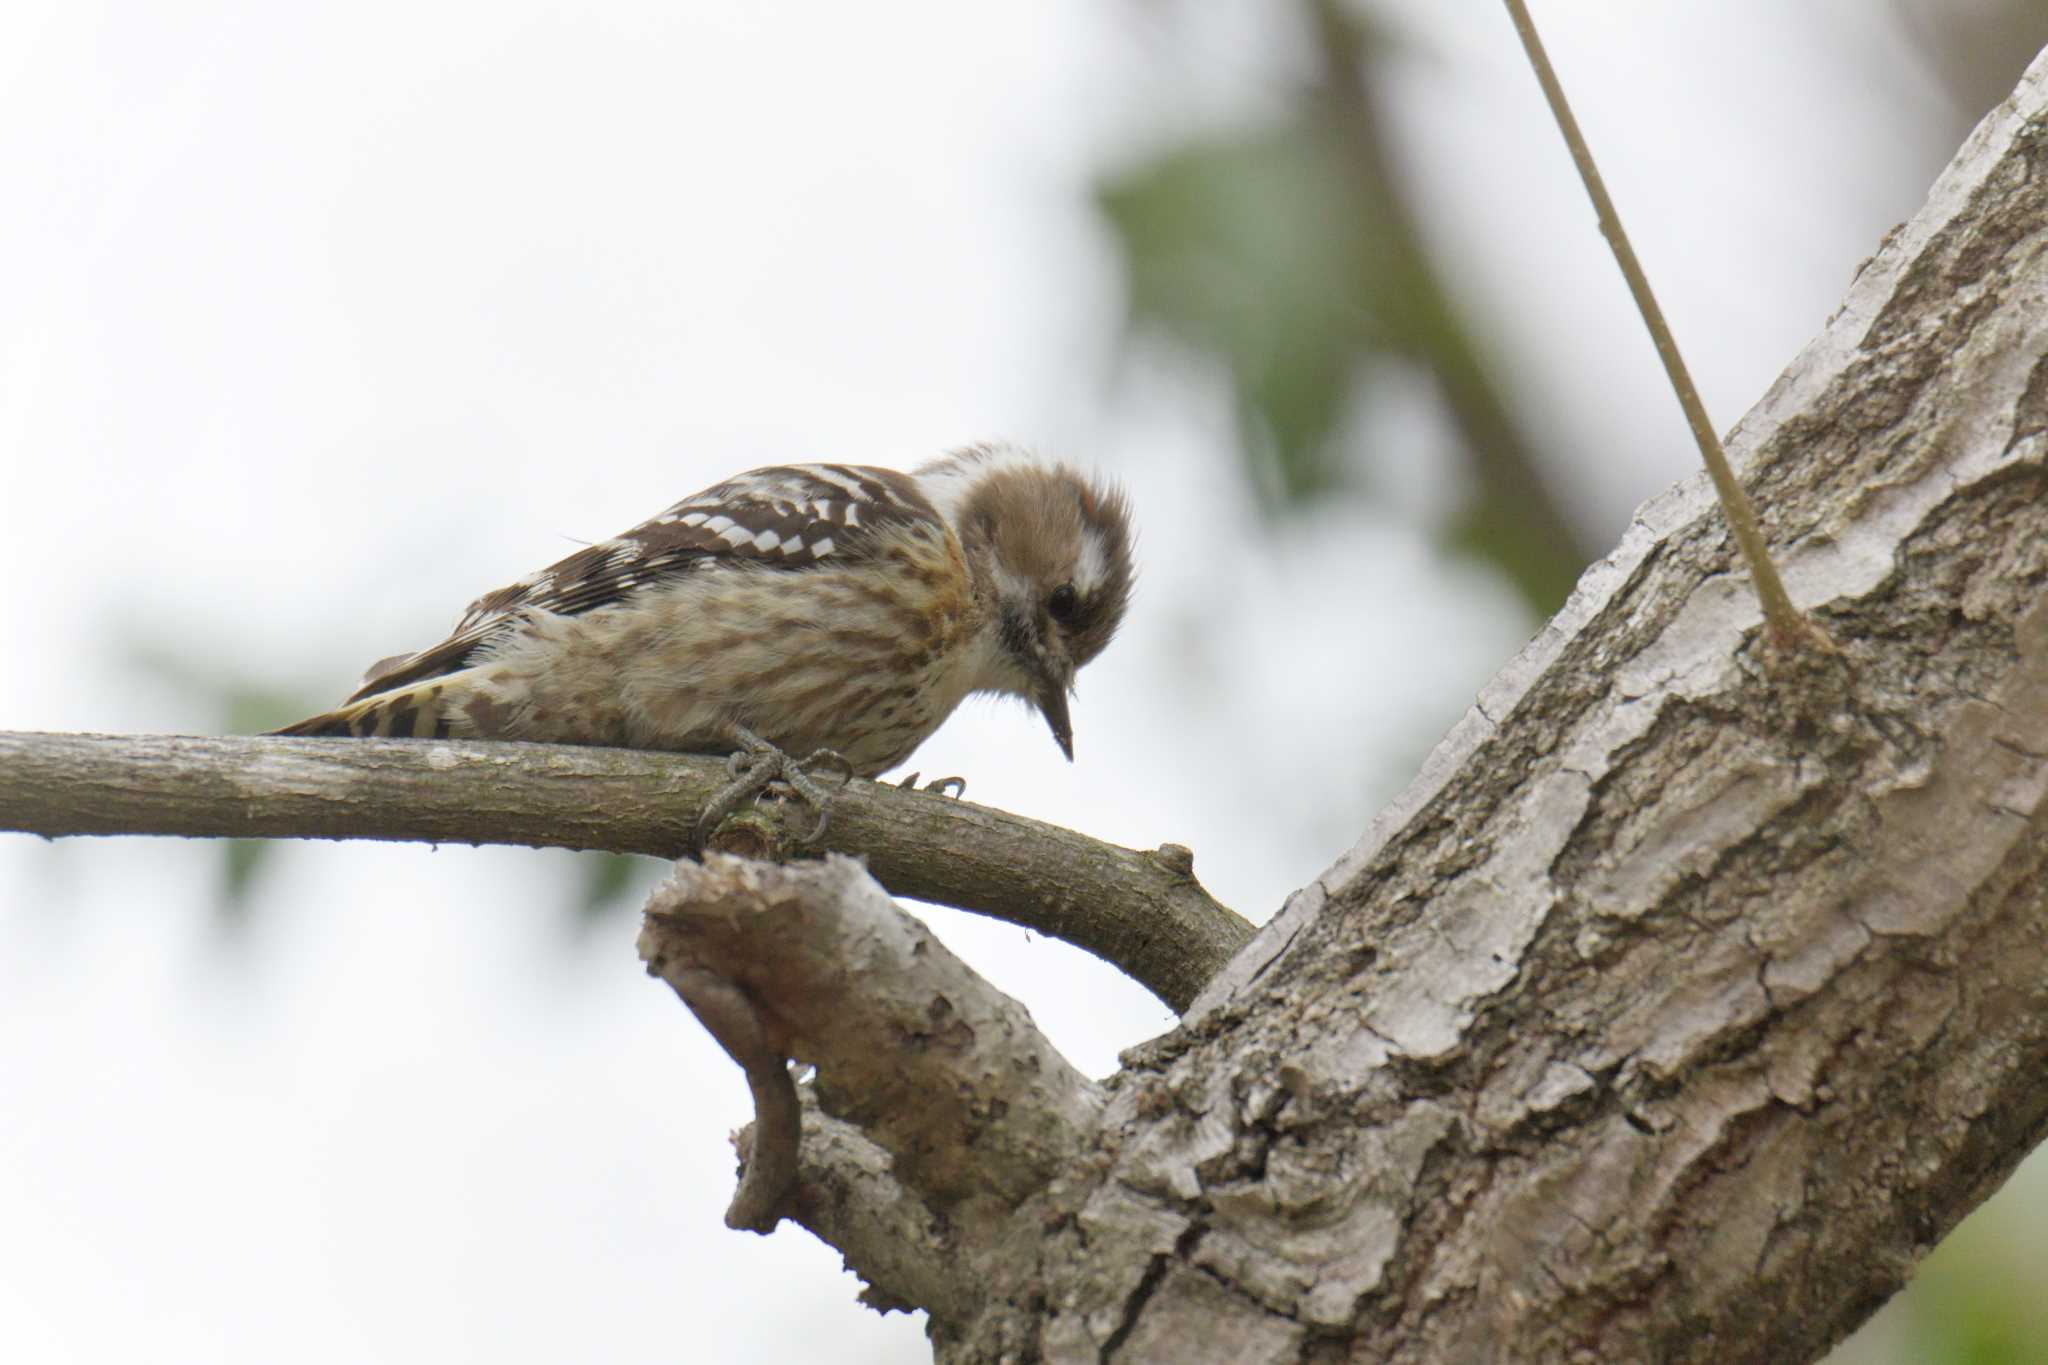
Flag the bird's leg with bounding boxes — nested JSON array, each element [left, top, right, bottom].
[[894, 772, 968, 799], [696, 726, 853, 850]]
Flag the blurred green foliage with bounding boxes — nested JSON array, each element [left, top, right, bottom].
[[1101, 130, 1389, 508], [572, 850, 661, 929], [1097, 0, 1593, 615]]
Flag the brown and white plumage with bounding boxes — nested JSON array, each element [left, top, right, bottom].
[[275, 443, 1135, 778]]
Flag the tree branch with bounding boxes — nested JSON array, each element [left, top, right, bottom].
[[640, 855, 1102, 1296], [776, 1096, 973, 1322], [0, 730, 1249, 1011], [649, 962, 802, 1234]]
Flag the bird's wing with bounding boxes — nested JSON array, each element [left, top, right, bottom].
[[346, 463, 944, 702]]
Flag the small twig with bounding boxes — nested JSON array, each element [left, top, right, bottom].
[[641, 856, 1104, 1218], [777, 1096, 973, 1321], [1502, 0, 1826, 651], [644, 963, 800, 1233]]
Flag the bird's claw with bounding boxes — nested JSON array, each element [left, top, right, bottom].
[[697, 728, 852, 849], [895, 772, 967, 799]]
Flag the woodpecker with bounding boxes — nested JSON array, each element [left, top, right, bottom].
[[276, 443, 1135, 832]]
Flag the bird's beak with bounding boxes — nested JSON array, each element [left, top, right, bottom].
[[1033, 666, 1075, 761]]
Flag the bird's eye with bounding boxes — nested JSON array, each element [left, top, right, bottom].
[[1047, 583, 1080, 624]]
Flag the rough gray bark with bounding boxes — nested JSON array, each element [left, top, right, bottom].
[[628, 48, 2048, 1364]]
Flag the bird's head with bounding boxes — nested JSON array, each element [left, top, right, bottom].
[[926, 444, 1135, 760]]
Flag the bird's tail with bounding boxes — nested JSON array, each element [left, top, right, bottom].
[[271, 679, 460, 739]]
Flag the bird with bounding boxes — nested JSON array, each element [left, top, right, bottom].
[[274, 442, 1135, 840]]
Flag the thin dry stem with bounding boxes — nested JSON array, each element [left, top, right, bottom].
[[1502, 0, 1822, 651]]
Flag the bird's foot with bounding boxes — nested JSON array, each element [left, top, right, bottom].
[[895, 772, 967, 799], [697, 727, 854, 850]]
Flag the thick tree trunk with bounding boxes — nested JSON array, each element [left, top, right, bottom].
[[650, 47, 2048, 1364], [977, 49, 2048, 1363]]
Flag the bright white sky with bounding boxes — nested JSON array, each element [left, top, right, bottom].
[[0, 3, 2008, 1361]]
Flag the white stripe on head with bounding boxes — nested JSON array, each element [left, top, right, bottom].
[[1074, 526, 1110, 594]]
